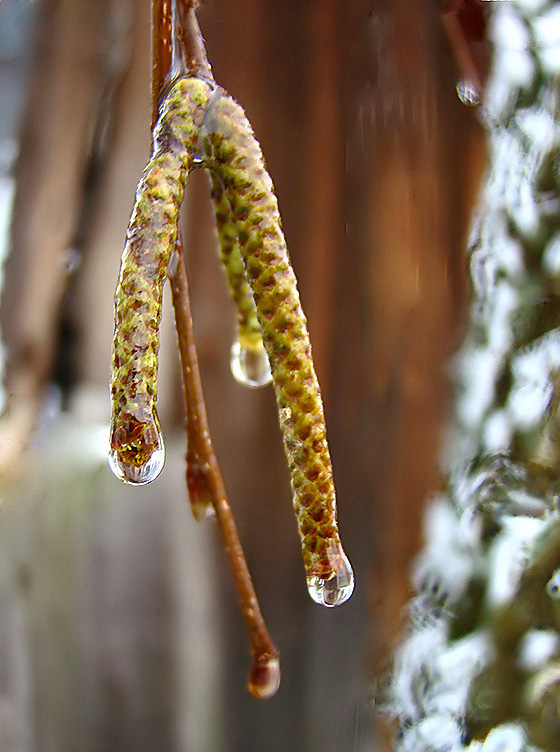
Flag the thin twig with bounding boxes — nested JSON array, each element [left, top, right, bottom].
[[151, 0, 173, 126], [151, 0, 280, 698], [168, 248, 280, 698], [176, 0, 214, 83]]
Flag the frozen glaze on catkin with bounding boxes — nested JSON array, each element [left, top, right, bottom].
[[203, 92, 353, 604], [210, 174, 272, 388], [109, 76, 212, 484], [210, 174, 263, 350]]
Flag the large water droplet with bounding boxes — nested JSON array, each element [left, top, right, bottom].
[[306, 552, 354, 607], [248, 654, 281, 699], [456, 79, 480, 107], [108, 443, 165, 485], [230, 340, 272, 389], [108, 413, 166, 485]]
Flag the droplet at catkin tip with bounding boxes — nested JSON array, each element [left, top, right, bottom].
[[306, 552, 354, 608], [230, 340, 272, 389], [108, 443, 165, 485]]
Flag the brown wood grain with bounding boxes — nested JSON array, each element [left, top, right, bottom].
[[0, 0, 111, 469]]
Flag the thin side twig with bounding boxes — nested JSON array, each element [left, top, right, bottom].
[[168, 248, 280, 698]]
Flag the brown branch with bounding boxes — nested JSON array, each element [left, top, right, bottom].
[[151, 0, 173, 127], [176, 0, 214, 83], [151, 0, 280, 698], [441, 2, 490, 101], [168, 248, 280, 699]]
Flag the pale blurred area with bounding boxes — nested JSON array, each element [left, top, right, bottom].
[[0, 1, 483, 750]]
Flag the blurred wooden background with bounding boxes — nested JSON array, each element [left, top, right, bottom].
[[0, 0, 484, 750]]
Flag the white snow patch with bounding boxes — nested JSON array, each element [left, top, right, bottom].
[[456, 348, 500, 430], [534, 4, 560, 49], [514, 0, 550, 14], [412, 499, 477, 604], [543, 233, 560, 278], [492, 4, 531, 53], [507, 340, 559, 430], [516, 108, 558, 154], [392, 620, 448, 721], [431, 632, 493, 717], [539, 44, 560, 76], [487, 516, 547, 606], [415, 714, 463, 751], [480, 723, 528, 752], [482, 410, 512, 454], [519, 629, 560, 671]]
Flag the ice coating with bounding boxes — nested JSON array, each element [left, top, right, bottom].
[[202, 91, 353, 596], [109, 77, 213, 480]]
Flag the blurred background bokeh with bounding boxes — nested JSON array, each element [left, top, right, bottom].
[[0, 1, 485, 750]]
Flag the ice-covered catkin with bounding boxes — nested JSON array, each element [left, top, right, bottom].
[[203, 93, 353, 604], [210, 173, 263, 351], [210, 174, 272, 389], [109, 77, 212, 484]]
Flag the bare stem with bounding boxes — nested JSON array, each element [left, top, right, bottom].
[[168, 247, 280, 698], [151, 0, 173, 127], [176, 0, 214, 83]]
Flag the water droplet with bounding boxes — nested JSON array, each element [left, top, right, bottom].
[[306, 552, 354, 607], [456, 79, 480, 107], [248, 654, 281, 699], [108, 413, 165, 485], [230, 340, 272, 389], [547, 568, 560, 599], [108, 443, 165, 485]]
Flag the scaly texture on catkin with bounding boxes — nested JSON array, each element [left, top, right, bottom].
[[110, 77, 212, 468], [203, 91, 348, 581], [210, 173, 264, 351]]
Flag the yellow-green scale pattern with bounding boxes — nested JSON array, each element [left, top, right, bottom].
[[203, 92, 349, 581], [110, 76, 212, 468], [210, 173, 263, 351]]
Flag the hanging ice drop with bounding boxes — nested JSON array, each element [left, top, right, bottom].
[[456, 78, 480, 106], [306, 551, 354, 607], [109, 78, 213, 489], [108, 412, 166, 485], [247, 654, 281, 700], [108, 443, 165, 485], [230, 340, 272, 389]]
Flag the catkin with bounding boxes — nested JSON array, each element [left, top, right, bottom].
[[210, 173, 264, 351], [202, 91, 348, 581], [110, 77, 213, 468]]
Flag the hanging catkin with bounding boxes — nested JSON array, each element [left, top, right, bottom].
[[202, 91, 353, 603], [109, 77, 213, 484], [109, 73, 353, 606]]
